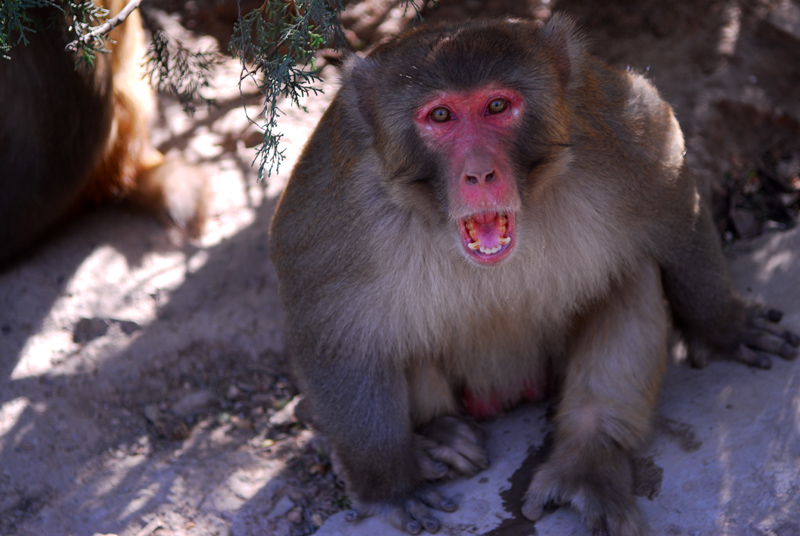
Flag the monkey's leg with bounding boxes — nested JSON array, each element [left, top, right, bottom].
[[660, 204, 799, 368], [522, 259, 668, 536], [299, 356, 455, 534]]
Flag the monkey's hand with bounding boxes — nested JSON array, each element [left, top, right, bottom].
[[415, 415, 489, 480], [690, 306, 800, 369], [522, 441, 644, 536]]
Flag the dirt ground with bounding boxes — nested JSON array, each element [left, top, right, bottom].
[[1, 1, 799, 535]]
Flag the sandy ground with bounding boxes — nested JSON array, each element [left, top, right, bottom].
[[1, 1, 799, 535]]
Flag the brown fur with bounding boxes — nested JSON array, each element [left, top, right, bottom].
[[0, 0, 207, 267], [270, 15, 797, 535]]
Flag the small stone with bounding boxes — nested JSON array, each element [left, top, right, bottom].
[[73, 317, 110, 343], [311, 512, 323, 528], [171, 390, 217, 419], [286, 506, 304, 524], [730, 209, 760, 239], [269, 396, 301, 427], [267, 495, 296, 519]]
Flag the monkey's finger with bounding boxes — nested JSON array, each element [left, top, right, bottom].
[[747, 305, 783, 323], [416, 487, 457, 512], [426, 442, 487, 476], [785, 330, 800, 347], [744, 329, 799, 361], [346, 502, 424, 534], [520, 492, 546, 521], [405, 498, 440, 533], [734, 345, 772, 369], [385, 503, 423, 535], [416, 445, 449, 480], [749, 317, 800, 347], [419, 458, 449, 480]]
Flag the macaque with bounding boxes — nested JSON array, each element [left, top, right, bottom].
[[0, 0, 207, 267], [269, 15, 799, 535]]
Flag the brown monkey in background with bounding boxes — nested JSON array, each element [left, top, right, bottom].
[[270, 15, 799, 536], [0, 0, 207, 267]]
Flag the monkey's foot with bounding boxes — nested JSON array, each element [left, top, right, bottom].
[[345, 486, 456, 534], [521, 445, 644, 536], [415, 415, 489, 480]]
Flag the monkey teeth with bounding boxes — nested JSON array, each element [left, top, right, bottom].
[[480, 244, 502, 255], [467, 240, 503, 255]]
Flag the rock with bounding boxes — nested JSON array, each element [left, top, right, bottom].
[[72, 317, 142, 343], [269, 396, 301, 427], [170, 390, 217, 419], [72, 317, 110, 343], [267, 495, 296, 519]]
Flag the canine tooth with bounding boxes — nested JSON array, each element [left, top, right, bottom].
[[499, 236, 511, 245], [469, 229, 477, 240], [468, 241, 481, 250], [465, 219, 474, 230], [499, 225, 506, 235]]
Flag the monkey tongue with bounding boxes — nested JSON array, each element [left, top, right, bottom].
[[474, 225, 503, 249]]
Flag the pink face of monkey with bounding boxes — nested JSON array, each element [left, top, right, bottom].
[[414, 86, 524, 266]]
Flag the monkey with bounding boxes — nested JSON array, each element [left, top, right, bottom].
[[0, 0, 207, 268], [269, 15, 799, 536]]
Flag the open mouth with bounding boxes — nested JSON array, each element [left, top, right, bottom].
[[459, 211, 515, 264]]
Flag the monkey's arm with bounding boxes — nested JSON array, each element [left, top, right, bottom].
[[294, 348, 457, 534], [523, 259, 668, 536], [658, 186, 799, 368]]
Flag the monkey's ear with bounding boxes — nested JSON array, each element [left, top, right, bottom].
[[539, 13, 587, 91], [340, 54, 378, 132]]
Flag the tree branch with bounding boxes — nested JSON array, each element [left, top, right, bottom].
[[65, 0, 143, 52]]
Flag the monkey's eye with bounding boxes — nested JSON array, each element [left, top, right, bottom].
[[487, 98, 508, 114], [430, 107, 452, 123]]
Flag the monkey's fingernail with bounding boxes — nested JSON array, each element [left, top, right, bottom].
[[766, 309, 783, 322], [468, 241, 481, 250], [440, 498, 456, 512], [499, 236, 511, 245], [345, 509, 360, 522], [405, 520, 422, 534], [423, 517, 440, 533]]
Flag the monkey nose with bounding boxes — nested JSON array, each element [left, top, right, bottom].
[[463, 169, 496, 186]]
